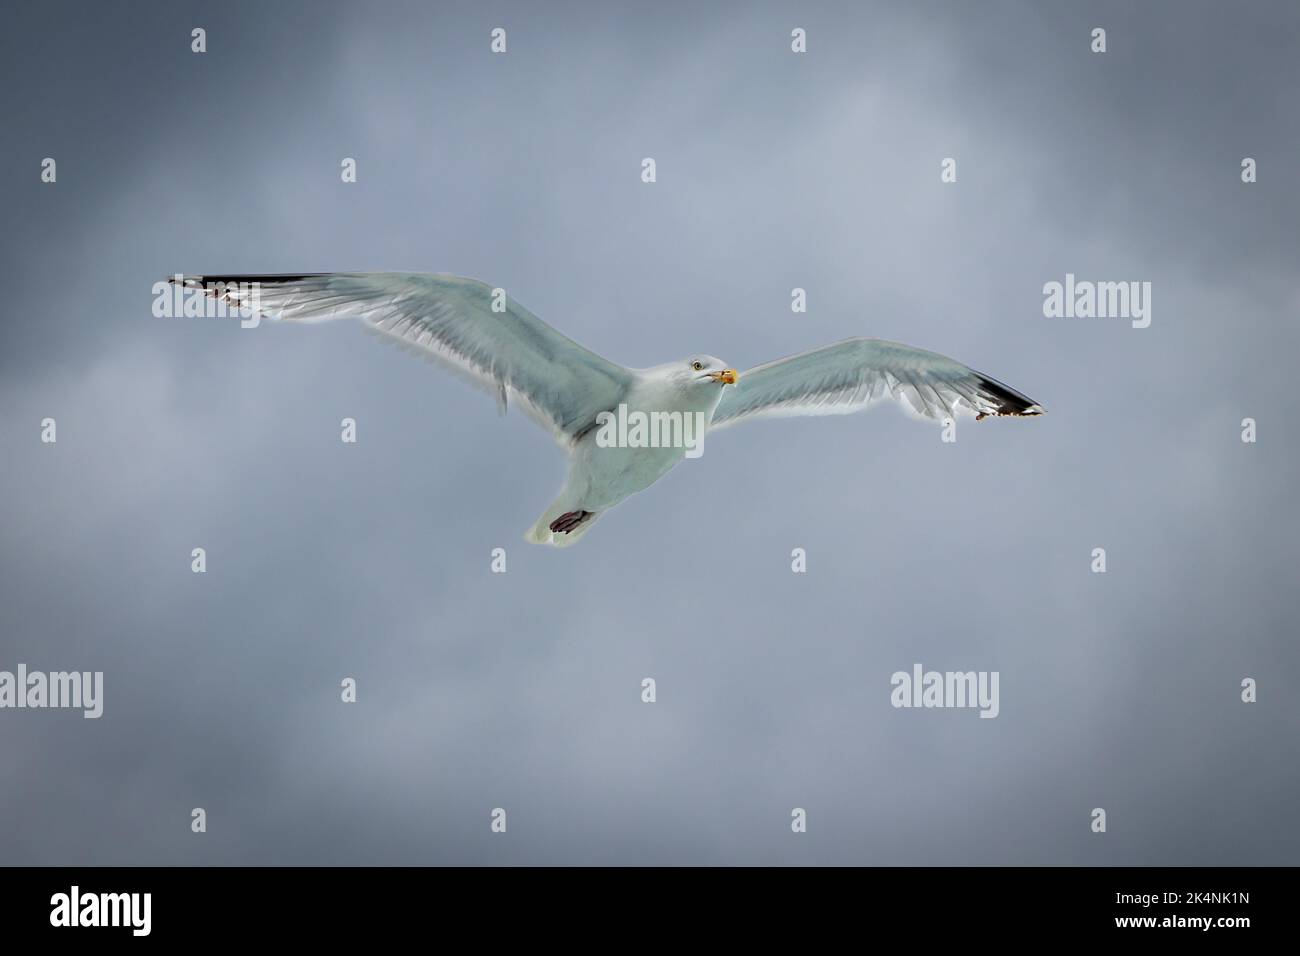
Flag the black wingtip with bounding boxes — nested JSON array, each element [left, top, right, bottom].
[[168, 273, 326, 286], [974, 374, 1044, 420]]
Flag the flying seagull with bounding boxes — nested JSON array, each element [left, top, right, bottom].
[[171, 273, 1043, 547]]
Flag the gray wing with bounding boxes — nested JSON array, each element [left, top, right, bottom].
[[711, 337, 1043, 429], [172, 272, 632, 446]]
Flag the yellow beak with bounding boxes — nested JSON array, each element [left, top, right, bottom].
[[709, 369, 738, 385]]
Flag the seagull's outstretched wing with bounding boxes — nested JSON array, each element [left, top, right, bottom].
[[710, 337, 1043, 429], [172, 273, 632, 446]]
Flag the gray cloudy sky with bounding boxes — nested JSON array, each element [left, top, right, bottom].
[[1, 0, 1297, 864]]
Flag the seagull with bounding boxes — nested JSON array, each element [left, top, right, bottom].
[[172, 273, 1043, 547]]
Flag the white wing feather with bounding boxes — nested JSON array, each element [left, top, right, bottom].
[[173, 272, 632, 446], [711, 337, 1043, 428]]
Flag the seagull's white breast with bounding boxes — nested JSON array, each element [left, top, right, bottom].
[[565, 375, 726, 511]]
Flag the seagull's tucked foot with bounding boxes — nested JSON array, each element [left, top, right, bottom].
[[528, 500, 604, 547], [549, 510, 594, 534]]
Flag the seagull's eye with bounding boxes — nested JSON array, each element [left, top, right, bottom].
[[691, 361, 704, 371]]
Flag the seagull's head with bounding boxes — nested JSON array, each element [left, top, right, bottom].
[[669, 355, 738, 392]]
